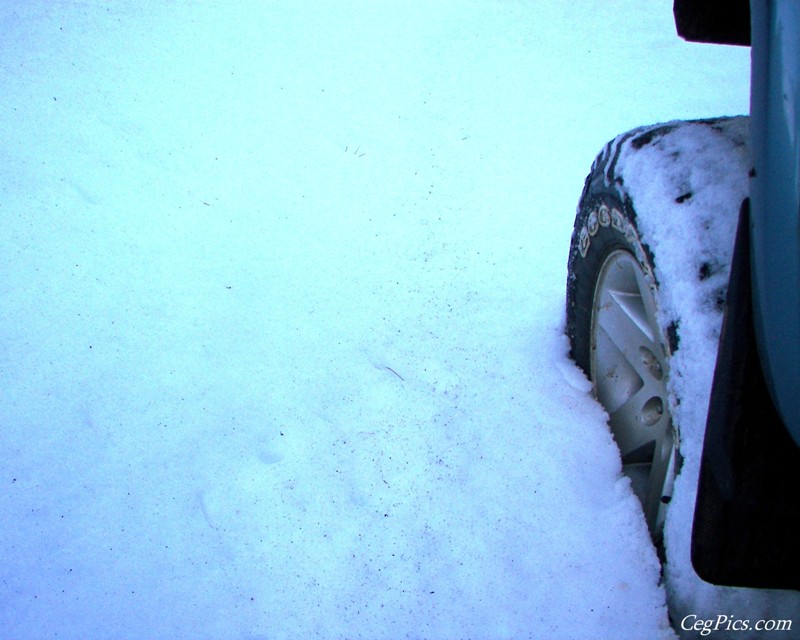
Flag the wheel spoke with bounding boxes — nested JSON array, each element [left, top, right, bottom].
[[594, 323, 643, 414], [596, 288, 662, 382], [632, 262, 662, 343], [642, 424, 675, 529]]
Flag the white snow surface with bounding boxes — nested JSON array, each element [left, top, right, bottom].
[[1, 1, 790, 639]]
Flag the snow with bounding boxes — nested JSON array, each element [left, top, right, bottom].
[[1, 1, 792, 638]]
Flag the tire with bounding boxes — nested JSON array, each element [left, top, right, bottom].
[[566, 162, 677, 543]]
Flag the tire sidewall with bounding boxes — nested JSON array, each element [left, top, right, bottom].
[[567, 191, 659, 378]]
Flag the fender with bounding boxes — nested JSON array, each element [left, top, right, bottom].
[[749, 0, 800, 447]]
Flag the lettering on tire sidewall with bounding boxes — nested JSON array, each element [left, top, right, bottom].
[[577, 202, 655, 285]]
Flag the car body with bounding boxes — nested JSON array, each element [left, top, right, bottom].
[[677, 0, 800, 590]]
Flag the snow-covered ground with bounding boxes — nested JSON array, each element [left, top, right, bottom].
[[1, 1, 795, 638]]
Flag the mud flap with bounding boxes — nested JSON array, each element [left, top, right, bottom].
[[673, 0, 751, 46], [692, 200, 800, 590]]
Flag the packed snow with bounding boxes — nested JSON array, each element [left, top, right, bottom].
[[1, 1, 795, 638]]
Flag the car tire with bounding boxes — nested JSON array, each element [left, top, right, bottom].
[[566, 163, 678, 544]]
